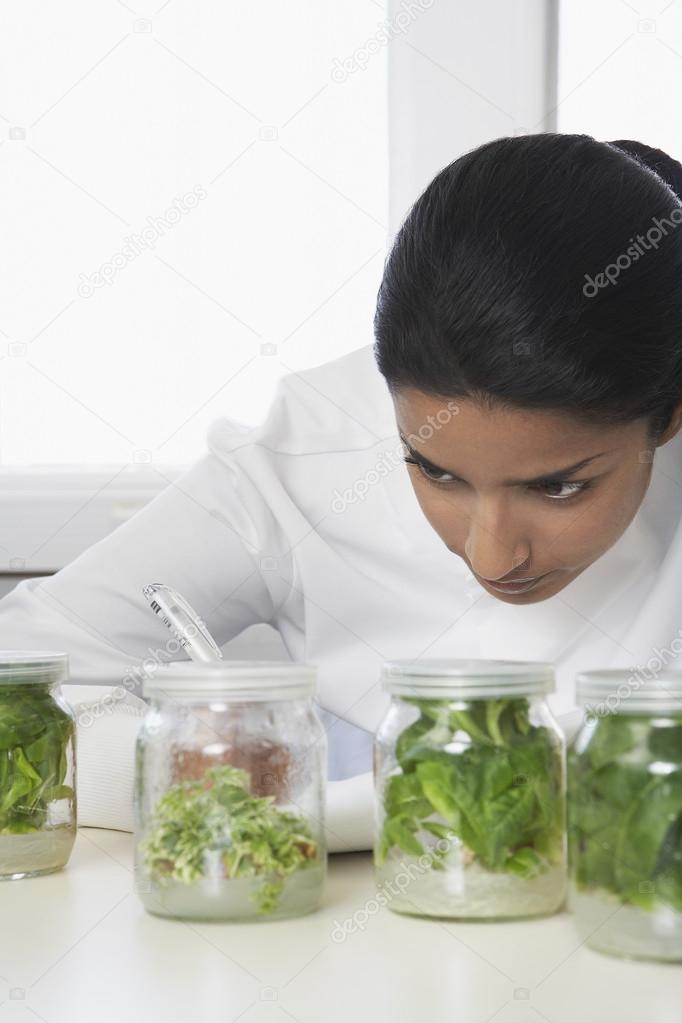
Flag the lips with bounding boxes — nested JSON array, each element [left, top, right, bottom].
[[477, 572, 550, 595]]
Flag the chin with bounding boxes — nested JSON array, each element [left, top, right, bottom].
[[483, 585, 556, 605]]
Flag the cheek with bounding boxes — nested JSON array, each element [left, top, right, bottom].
[[408, 465, 652, 569], [583, 468, 650, 543], [409, 477, 645, 568], [536, 471, 650, 565]]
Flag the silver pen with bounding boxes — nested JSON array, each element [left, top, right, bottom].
[[142, 582, 223, 663]]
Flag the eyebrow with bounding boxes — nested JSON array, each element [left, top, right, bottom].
[[398, 432, 611, 486]]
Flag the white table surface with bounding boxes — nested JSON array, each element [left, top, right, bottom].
[[0, 827, 679, 1023]]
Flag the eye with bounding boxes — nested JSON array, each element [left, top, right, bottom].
[[533, 479, 592, 501], [402, 450, 595, 501], [402, 456, 457, 484]]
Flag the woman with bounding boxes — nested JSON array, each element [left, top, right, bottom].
[[3, 132, 682, 847]]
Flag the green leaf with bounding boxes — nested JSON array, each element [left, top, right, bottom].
[[569, 714, 682, 914], [395, 708, 453, 769], [421, 821, 456, 841], [0, 690, 74, 834], [655, 814, 682, 911], [506, 847, 547, 879], [587, 715, 637, 770], [472, 748, 515, 802], [384, 818, 425, 857], [448, 708, 495, 746], [13, 746, 42, 785], [383, 772, 432, 820], [614, 772, 682, 900], [647, 722, 682, 763], [380, 697, 563, 879], [479, 785, 536, 869], [485, 700, 505, 746], [415, 761, 460, 826], [140, 764, 320, 914]]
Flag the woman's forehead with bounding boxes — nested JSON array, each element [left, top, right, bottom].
[[393, 389, 643, 470]]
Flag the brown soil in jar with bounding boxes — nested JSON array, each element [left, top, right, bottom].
[[170, 740, 292, 801]]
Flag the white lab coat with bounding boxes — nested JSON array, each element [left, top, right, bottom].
[[2, 343, 682, 849]]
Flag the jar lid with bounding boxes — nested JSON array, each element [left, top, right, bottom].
[[577, 669, 682, 715], [382, 658, 555, 699], [0, 651, 68, 686], [143, 660, 318, 701]]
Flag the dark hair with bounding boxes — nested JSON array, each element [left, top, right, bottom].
[[373, 132, 682, 439]]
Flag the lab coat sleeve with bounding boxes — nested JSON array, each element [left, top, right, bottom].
[[0, 451, 282, 688], [0, 446, 376, 851]]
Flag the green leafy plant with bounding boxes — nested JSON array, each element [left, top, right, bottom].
[[568, 713, 682, 912], [140, 764, 320, 914], [0, 685, 75, 834], [376, 696, 564, 879]]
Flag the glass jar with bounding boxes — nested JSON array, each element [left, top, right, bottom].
[[134, 660, 327, 921], [568, 669, 682, 962], [374, 659, 567, 919], [0, 651, 77, 880]]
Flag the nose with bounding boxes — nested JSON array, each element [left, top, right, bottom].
[[463, 504, 531, 583]]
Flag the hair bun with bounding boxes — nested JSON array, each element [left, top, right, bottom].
[[608, 139, 682, 201]]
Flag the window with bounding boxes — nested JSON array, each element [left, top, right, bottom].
[[0, 0, 555, 573], [0, 2, 389, 468]]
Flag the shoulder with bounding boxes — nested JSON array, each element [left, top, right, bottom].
[[208, 344, 396, 457]]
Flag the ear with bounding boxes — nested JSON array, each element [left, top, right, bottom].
[[655, 400, 682, 446]]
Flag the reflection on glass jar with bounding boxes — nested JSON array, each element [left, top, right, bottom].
[[0, 651, 77, 880], [374, 659, 566, 920], [568, 669, 682, 962], [134, 661, 327, 921]]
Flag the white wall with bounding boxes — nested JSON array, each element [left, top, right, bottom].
[[387, 0, 557, 235], [0, 1, 389, 467], [556, 0, 682, 159]]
